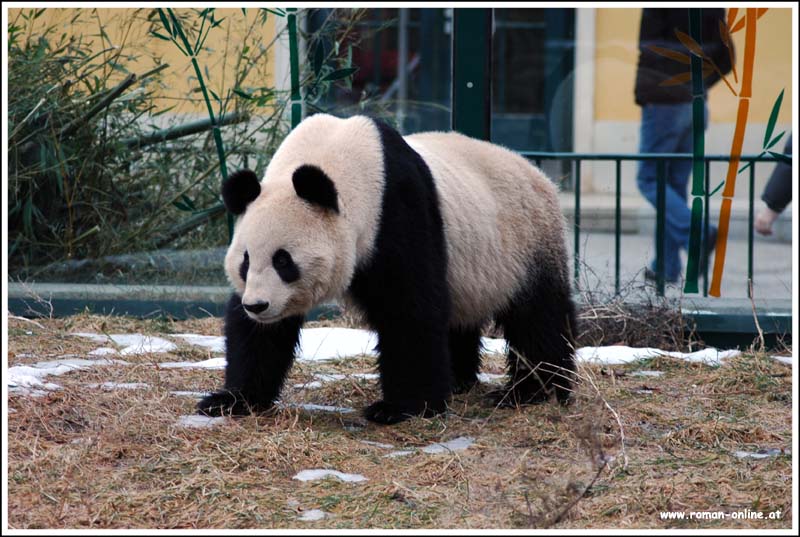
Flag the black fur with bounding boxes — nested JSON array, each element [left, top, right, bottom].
[[197, 293, 303, 416], [349, 119, 452, 425], [292, 164, 339, 213], [449, 326, 483, 393], [273, 248, 300, 283], [492, 266, 577, 407], [222, 169, 261, 215], [239, 251, 249, 282]]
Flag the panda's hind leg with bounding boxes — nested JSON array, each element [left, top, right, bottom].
[[493, 271, 576, 407], [449, 326, 483, 393]]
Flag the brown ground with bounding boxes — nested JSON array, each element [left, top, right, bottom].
[[6, 313, 793, 529]]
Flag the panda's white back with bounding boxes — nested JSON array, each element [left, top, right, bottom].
[[405, 132, 568, 326]]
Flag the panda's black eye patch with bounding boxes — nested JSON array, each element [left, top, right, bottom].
[[273, 248, 300, 283], [239, 250, 250, 281]]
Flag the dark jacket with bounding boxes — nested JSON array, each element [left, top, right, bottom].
[[635, 8, 733, 105], [762, 135, 792, 213]]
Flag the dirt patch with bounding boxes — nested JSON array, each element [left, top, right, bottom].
[[6, 314, 793, 529]]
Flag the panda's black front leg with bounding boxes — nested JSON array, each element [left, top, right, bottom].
[[364, 320, 452, 425], [198, 293, 303, 416]]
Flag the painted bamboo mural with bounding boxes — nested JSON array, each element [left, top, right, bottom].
[[650, 7, 781, 297]]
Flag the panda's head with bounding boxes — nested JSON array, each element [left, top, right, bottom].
[[222, 165, 351, 324]]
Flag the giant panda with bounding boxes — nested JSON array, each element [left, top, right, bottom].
[[198, 114, 577, 425]]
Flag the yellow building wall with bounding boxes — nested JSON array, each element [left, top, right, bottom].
[[594, 7, 793, 125], [8, 7, 277, 115]]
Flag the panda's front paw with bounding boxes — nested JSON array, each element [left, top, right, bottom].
[[364, 400, 445, 425], [197, 390, 268, 417]]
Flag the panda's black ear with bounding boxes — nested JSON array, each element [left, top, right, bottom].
[[292, 165, 339, 213], [222, 169, 261, 215]]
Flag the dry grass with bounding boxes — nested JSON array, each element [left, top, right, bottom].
[[6, 313, 793, 529]]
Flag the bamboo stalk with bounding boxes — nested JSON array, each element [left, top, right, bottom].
[[709, 8, 758, 297], [684, 8, 706, 294]]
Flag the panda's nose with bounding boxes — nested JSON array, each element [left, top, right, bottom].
[[243, 301, 270, 314]]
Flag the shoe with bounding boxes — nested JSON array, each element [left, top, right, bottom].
[[699, 226, 718, 274], [644, 267, 679, 284]]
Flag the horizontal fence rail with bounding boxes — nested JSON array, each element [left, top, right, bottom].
[[519, 152, 780, 298]]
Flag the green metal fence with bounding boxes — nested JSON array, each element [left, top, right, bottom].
[[519, 151, 780, 297]]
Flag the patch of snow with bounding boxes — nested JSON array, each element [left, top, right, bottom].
[[172, 334, 225, 353], [289, 403, 356, 414], [72, 332, 111, 343], [88, 347, 118, 356], [632, 388, 654, 395], [477, 373, 505, 383], [170, 390, 212, 398], [8, 357, 128, 396], [87, 382, 149, 391], [72, 332, 176, 355], [293, 372, 380, 389], [360, 440, 395, 449], [297, 328, 378, 361], [158, 357, 226, 370], [384, 450, 415, 458], [771, 355, 792, 365], [631, 370, 664, 378], [298, 509, 329, 522], [111, 334, 176, 355], [292, 469, 367, 483], [175, 415, 226, 428], [481, 337, 507, 355], [577, 346, 739, 366], [293, 381, 324, 389], [733, 448, 789, 459], [421, 436, 475, 454]]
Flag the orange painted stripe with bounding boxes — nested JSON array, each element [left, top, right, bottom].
[[722, 98, 750, 198], [709, 198, 732, 297], [740, 8, 757, 98]]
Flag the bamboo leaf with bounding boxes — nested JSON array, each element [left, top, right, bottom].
[[766, 131, 785, 150], [263, 8, 286, 17], [233, 88, 252, 100], [321, 67, 358, 82], [763, 89, 784, 147], [209, 88, 221, 103], [768, 151, 792, 165], [731, 16, 745, 33], [647, 45, 690, 64], [157, 8, 172, 36], [172, 200, 192, 212], [150, 31, 172, 42], [313, 41, 324, 76], [675, 30, 706, 58], [181, 194, 196, 211], [659, 71, 692, 87], [727, 8, 738, 29]]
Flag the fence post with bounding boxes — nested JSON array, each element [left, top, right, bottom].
[[451, 8, 493, 140], [656, 160, 666, 296], [286, 8, 302, 129]]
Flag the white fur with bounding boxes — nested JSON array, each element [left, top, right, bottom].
[[405, 131, 567, 326]]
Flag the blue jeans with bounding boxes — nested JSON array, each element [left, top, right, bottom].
[[636, 102, 710, 281]]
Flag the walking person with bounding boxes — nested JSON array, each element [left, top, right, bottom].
[[635, 8, 733, 283]]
